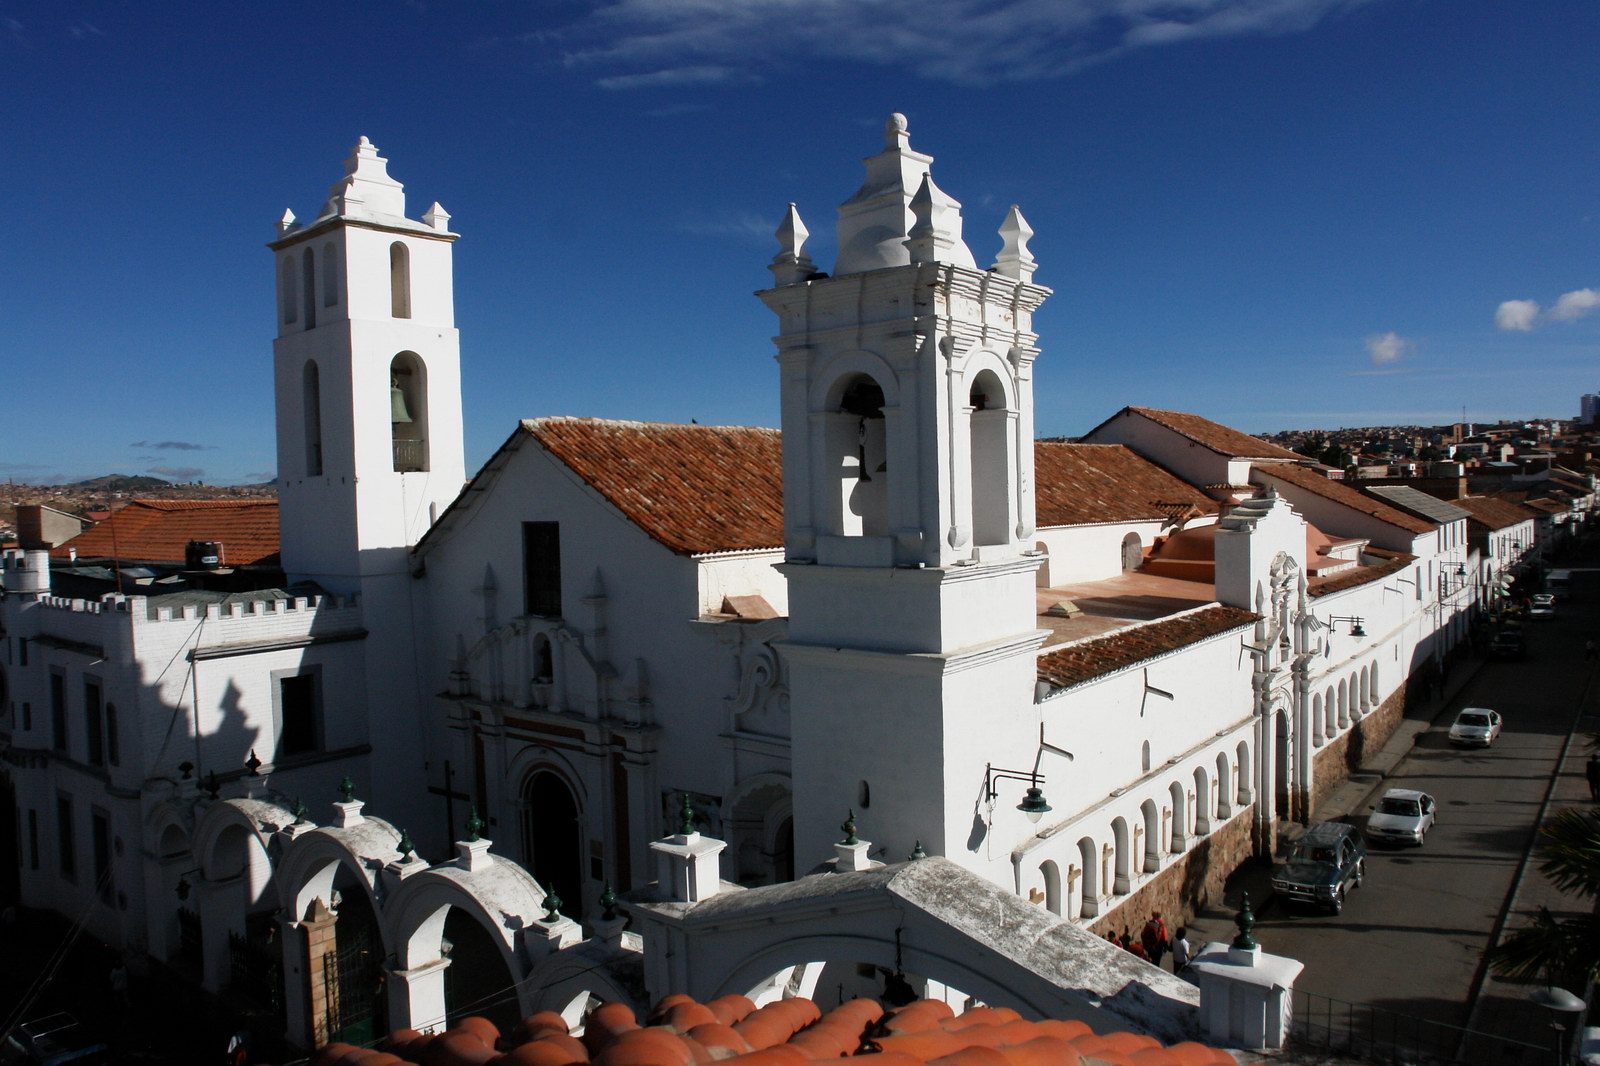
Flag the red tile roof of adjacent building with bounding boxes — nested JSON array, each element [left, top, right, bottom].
[[49, 499, 280, 567], [1307, 551, 1414, 599], [1252, 463, 1434, 535], [527, 418, 785, 556], [1036, 605, 1258, 689], [321, 993, 1236, 1066], [1034, 443, 1217, 527], [1453, 495, 1538, 531], [1092, 406, 1304, 461]]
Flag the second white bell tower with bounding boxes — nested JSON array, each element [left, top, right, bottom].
[[761, 115, 1054, 873]]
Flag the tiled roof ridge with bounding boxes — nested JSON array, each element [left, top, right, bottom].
[[1036, 603, 1259, 691], [1454, 494, 1538, 530], [131, 497, 277, 511], [1122, 405, 1304, 460], [522, 414, 781, 437], [329, 993, 1235, 1066], [1308, 553, 1412, 598], [1254, 463, 1433, 535]]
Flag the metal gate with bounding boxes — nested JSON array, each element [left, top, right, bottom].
[[323, 921, 385, 1048], [228, 928, 283, 1019]]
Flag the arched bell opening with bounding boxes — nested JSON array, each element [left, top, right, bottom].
[[823, 374, 891, 537], [390, 352, 429, 472], [967, 369, 1013, 549]]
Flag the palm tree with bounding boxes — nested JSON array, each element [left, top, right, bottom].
[[1488, 808, 1600, 991]]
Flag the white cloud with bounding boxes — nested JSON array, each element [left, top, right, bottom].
[[1494, 299, 1540, 331], [1365, 331, 1410, 366], [560, 0, 1382, 89], [1548, 287, 1600, 323]]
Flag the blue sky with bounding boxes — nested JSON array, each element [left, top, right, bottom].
[[2, 0, 1597, 485]]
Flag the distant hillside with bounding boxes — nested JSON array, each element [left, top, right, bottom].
[[68, 474, 173, 492]]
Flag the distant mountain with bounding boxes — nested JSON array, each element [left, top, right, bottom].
[[68, 474, 172, 491]]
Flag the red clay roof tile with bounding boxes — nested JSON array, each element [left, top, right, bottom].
[[1101, 406, 1304, 460], [1453, 495, 1539, 531], [526, 418, 785, 556], [1252, 464, 1433, 535], [1036, 605, 1258, 689], [49, 498, 280, 567], [1034, 444, 1217, 527], [350, 995, 1233, 1066]]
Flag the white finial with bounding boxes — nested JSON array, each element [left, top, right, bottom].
[[886, 112, 909, 149], [422, 201, 451, 232], [278, 208, 297, 235], [357, 135, 375, 152], [994, 205, 1036, 283], [769, 203, 816, 286], [904, 173, 955, 264]]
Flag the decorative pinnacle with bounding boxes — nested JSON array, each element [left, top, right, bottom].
[[599, 882, 618, 922], [994, 204, 1036, 283], [178, 760, 194, 780], [465, 807, 485, 843], [338, 775, 356, 803], [243, 749, 262, 776], [542, 889, 564, 923], [678, 792, 696, 836], [841, 810, 860, 846], [397, 829, 415, 862], [204, 771, 220, 799], [290, 797, 308, 824], [1232, 892, 1259, 950], [277, 208, 297, 235], [910, 840, 927, 861]]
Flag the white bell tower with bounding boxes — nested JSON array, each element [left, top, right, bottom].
[[269, 136, 465, 593], [760, 115, 1054, 872]]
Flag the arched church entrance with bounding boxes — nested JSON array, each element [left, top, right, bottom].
[[1274, 708, 1291, 820], [522, 771, 585, 920]]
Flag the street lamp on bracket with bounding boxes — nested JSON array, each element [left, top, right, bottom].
[[985, 723, 1074, 823]]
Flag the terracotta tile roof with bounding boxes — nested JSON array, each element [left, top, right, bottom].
[[328, 994, 1235, 1066], [1308, 551, 1413, 598], [1520, 497, 1568, 516], [1093, 406, 1304, 460], [527, 417, 785, 555], [1252, 463, 1434, 535], [1454, 495, 1537, 531], [1034, 443, 1217, 527], [49, 499, 280, 567], [1036, 605, 1257, 689]]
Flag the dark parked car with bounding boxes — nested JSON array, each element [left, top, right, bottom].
[[1270, 822, 1367, 914], [1488, 627, 1525, 660], [0, 1014, 108, 1065]]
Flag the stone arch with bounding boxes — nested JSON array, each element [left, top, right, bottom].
[[1274, 707, 1291, 815], [302, 360, 323, 477], [145, 804, 194, 960], [274, 821, 398, 937], [1360, 665, 1371, 713], [191, 798, 290, 992], [390, 351, 429, 472], [1325, 683, 1337, 734], [301, 246, 317, 329], [1034, 541, 1052, 587], [390, 241, 411, 318], [712, 933, 1062, 1021], [1141, 740, 1151, 773], [1168, 780, 1188, 852], [1075, 836, 1099, 919], [1139, 798, 1160, 874], [387, 863, 546, 1033], [1121, 532, 1143, 572], [1109, 817, 1131, 894], [521, 766, 587, 921], [1040, 859, 1062, 916], [1311, 691, 1324, 746], [1235, 740, 1252, 806], [1215, 752, 1233, 819], [1371, 661, 1382, 704], [966, 364, 1015, 549], [725, 772, 794, 886], [1338, 676, 1350, 727], [1192, 765, 1212, 836]]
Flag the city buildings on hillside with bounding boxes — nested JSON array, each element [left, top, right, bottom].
[[1, 119, 1593, 1052]]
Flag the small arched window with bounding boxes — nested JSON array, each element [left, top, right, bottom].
[[390, 241, 411, 319], [968, 369, 1012, 548], [321, 242, 339, 307], [280, 256, 298, 325], [301, 247, 317, 329], [1121, 532, 1142, 571], [303, 361, 323, 476]]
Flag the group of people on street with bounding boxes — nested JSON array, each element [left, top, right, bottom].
[[1104, 912, 1191, 974]]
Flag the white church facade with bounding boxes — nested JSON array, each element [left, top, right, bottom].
[[0, 117, 1483, 1047]]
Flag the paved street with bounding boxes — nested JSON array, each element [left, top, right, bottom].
[[1188, 560, 1599, 1060]]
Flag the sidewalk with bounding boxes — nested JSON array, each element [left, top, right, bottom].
[[1184, 654, 1486, 950]]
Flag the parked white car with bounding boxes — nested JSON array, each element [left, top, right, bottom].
[[1449, 707, 1502, 747], [1529, 593, 1555, 620], [1367, 788, 1436, 846]]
